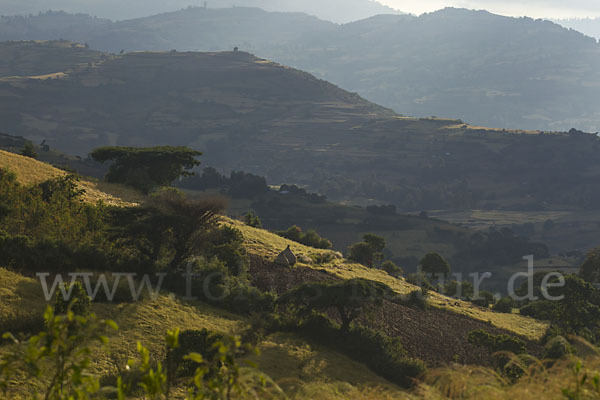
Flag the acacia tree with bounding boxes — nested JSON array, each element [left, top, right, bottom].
[[90, 146, 202, 193], [277, 278, 388, 331], [108, 190, 226, 271]]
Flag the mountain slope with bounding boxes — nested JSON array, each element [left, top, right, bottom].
[[1, 41, 600, 218], [2, 7, 600, 131], [0, 149, 142, 206]]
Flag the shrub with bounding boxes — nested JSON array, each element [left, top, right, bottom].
[[54, 281, 91, 316], [243, 211, 262, 228], [20, 141, 37, 158], [401, 288, 429, 310], [544, 336, 573, 359], [275, 225, 332, 249], [471, 291, 496, 308], [444, 280, 474, 299], [291, 315, 425, 388], [167, 329, 224, 377], [519, 300, 555, 320], [381, 260, 403, 277], [406, 272, 433, 290], [467, 329, 526, 354], [493, 297, 515, 313]]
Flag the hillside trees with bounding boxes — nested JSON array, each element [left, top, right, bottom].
[[420, 252, 451, 278], [107, 189, 227, 271], [579, 247, 600, 283], [347, 233, 386, 267], [90, 146, 202, 193], [277, 278, 388, 331], [275, 225, 332, 249], [20, 141, 37, 158]]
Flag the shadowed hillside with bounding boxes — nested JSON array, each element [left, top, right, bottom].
[[2, 7, 600, 131], [1, 41, 600, 216]]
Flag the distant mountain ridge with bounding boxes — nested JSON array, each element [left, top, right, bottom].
[[1, 7, 600, 132], [0, 0, 399, 23], [554, 17, 600, 40]]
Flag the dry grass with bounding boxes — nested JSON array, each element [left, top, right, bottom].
[[0, 150, 142, 206], [415, 352, 600, 400], [0, 267, 410, 399]]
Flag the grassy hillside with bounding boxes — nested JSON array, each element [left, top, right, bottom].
[[0, 267, 407, 399], [0, 151, 547, 340], [227, 219, 548, 341], [0, 149, 141, 206]]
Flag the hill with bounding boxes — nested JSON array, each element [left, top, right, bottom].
[[0, 154, 552, 399], [0, 149, 142, 206], [1, 41, 600, 218], [0, 0, 400, 23], [2, 7, 600, 131], [554, 17, 600, 39]]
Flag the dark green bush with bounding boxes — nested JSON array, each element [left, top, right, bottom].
[[281, 314, 425, 388], [519, 300, 555, 320], [467, 329, 526, 354], [544, 336, 573, 359], [276, 225, 332, 249], [381, 260, 403, 278], [54, 281, 91, 316], [493, 297, 515, 313], [167, 328, 224, 377], [471, 291, 496, 308], [401, 288, 429, 310]]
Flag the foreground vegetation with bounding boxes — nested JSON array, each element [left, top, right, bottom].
[[2, 149, 600, 400]]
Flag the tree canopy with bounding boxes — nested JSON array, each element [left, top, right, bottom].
[[277, 278, 388, 331], [90, 146, 202, 193], [580, 247, 600, 284], [420, 252, 451, 278], [347, 233, 386, 267]]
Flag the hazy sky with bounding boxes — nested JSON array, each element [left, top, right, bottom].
[[380, 0, 600, 18]]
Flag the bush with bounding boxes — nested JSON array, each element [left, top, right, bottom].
[[275, 225, 332, 249], [544, 336, 573, 359], [381, 260, 403, 278], [443, 280, 474, 299], [493, 297, 515, 313], [243, 211, 262, 228], [471, 290, 496, 308], [519, 300, 555, 320], [167, 329, 223, 377], [291, 315, 425, 388], [467, 329, 526, 354], [406, 272, 433, 290], [401, 288, 429, 310], [54, 281, 91, 317]]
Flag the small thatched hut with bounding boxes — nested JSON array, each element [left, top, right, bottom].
[[275, 245, 297, 267]]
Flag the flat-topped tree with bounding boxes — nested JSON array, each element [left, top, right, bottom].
[[90, 146, 202, 193]]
